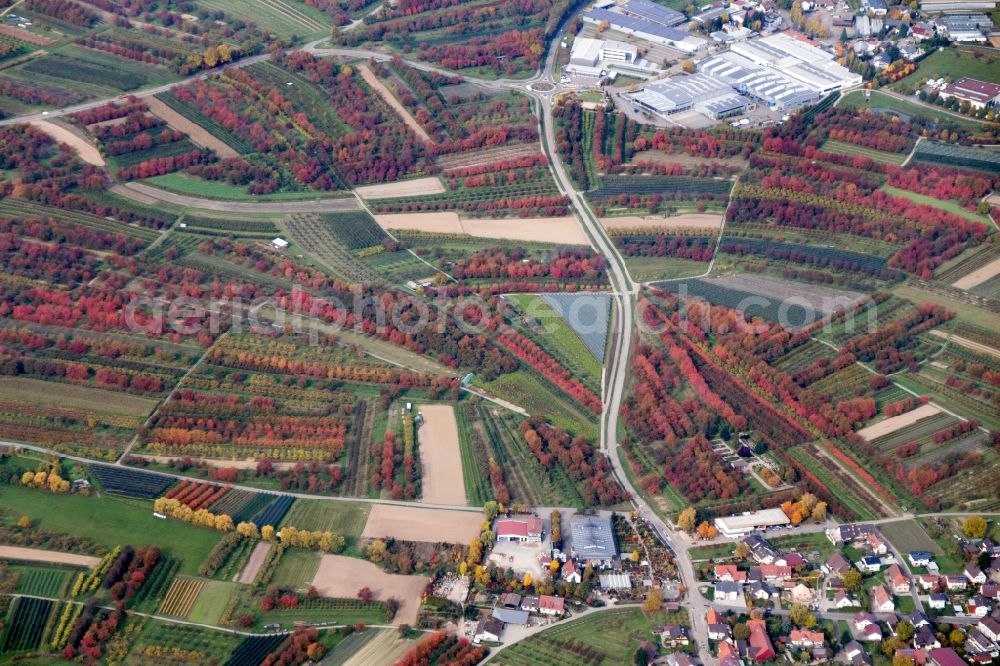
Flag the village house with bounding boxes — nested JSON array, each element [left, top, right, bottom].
[[928, 647, 969, 666], [978, 616, 1000, 643], [495, 515, 543, 544], [789, 629, 825, 648], [474, 617, 504, 643], [715, 580, 742, 602], [857, 556, 882, 574], [561, 559, 581, 584], [844, 640, 872, 666], [967, 594, 992, 617], [909, 551, 934, 568], [789, 583, 814, 605], [965, 563, 987, 585], [872, 584, 895, 613], [887, 564, 911, 594], [499, 592, 522, 608], [659, 625, 691, 647], [715, 564, 748, 582], [666, 654, 702, 666], [719, 641, 742, 666], [709, 623, 733, 641], [746, 618, 776, 661], [945, 575, 967, 591], [914, 627, 942, 650], [964, 628, 998, 660], [750, 581, 777, 601], [745, 535, 784, 565], [537, 595, 565, 617], [867, 533, 888, 555], [928, 593, 948, 610], [833, 590, 860, 609], [917, 575, 940, 591], [824, 552, 852, 576], [827, 524, 876, 545], [520, 596, 539, 612], [760, 563, 792, 582]]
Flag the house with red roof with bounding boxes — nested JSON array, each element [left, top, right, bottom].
[[887, 564, 911, 594], [561, 559, 581, 584], [872, 584, 894, 613], [790, 629, 825, 648], [537, 595, 565, 616], [495, 515, 543, 543], [715, 565, 748, 583], [747, 619, 775, 661], [760, 563, 792, 582], [940, 78, 1000, 110]]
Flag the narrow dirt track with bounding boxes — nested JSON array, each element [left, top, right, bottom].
[[0, 545, 100, 568], [111, 183, 360, 213], [145, 97, 240, 159], [30, 120, 104, 166], [358, 64, 432, 143]]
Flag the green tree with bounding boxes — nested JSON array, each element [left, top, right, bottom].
[[789, 603, 816, 628], [896, 620, 914, 642], [733, 623, 750, 641], [483, 501, 498, 520]]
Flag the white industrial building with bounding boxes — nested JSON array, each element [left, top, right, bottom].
[[714, 508, 791, 538], [728, 33, 862, 92], [567, 36, 661, 80], [700, 52, 821, 110], [582, 0, 709, 53], [627, 72, 750, 119]]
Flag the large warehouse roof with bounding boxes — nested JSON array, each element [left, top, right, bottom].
[[584, 7, 690, 41], [619, 0, 687, 27], [571, 516, 618, 560]]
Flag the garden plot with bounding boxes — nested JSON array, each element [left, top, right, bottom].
[[857, 404, 942, 442], [337, 629, 416, 666], [540, 293, 611, 361], [310, 555, 427, 625], [355, 177, 445, 199], [145, 97, 239, 159], [0, 546, 100, 568], [600, 213, 724, 231], [952, 257, 1000, 291], [358, 64, 432, 143], [375, 212, 589, 245], [416, 404, 466, 506], [29, 120, 104, 166], [434, 143, 540, 170], [361, 505, 481, 544]]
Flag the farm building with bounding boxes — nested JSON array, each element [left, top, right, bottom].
[[270, 237, 289, 250], [714, 508, 790, 538], [599, 572, 632, 590], [494, 515, 543, 543], [570, 516, 618, 564], [474, 617, 503, 642], [939, 78, 1000, 109], [491, 607, 530, 625]]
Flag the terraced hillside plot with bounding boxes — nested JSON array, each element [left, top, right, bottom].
[[953, 257, 1000, 291], [361, 504, 481, 544], [355, 177, 445, 199], [0, 546, 100, 568], [310, 555, 427, 625], [600, 213, 724, 230], [856, 404, 942, 442], [416, 404, 466, 506], [375, 213, 589, 245], [540, 293, 612, 361]]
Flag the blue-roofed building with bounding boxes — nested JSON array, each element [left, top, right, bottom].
[[582, 7, 708, 52], [619, 0, 687, 27]]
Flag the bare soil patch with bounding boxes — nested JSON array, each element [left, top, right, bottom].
[[238, 542, 271, 584], [358, 64, 432, 143], [857, 404, 942, 442], [376, 212, 589, 245], [30, 120, 104, 166], [600, 213, 724, 231], [0, 25, 51, 45], [361, 504, 481, 544], [629, 151, 747, 169], [416, 404, 466, 506], [310, 554, 427, 625], [145, 97, 239, 159], [952, 257, 1000, 290], [0, 545, 99, 568], [356, 177, 444, 199], [437, 144, 541, 171], [704, 274, 864, 316]]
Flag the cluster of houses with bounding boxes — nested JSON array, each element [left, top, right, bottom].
[[711, 534, 812, 607], [473, 591, 567, 643]]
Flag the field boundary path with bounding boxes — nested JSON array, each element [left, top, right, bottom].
[[0, 546, 100, 568], [111, 183, 360, 214]]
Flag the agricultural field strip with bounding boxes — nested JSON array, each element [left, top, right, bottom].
[[928, 329, 1000, 360], [952, 256, 1000, 291], [357, 64, 432, 143], [856, 403, 942, 442]]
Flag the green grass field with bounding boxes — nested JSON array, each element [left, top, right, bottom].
[[822, 139, 906, 165], [881, 185, 990, 224], [0, 485, 221, 576], [279, 499, 370, 538], [626, 255, 709, 282], [879, 519, 942, 555], [508, 294, 602, 382], [187, 580, 236, 624], [494, 607, 691, 665], [13, 566, 70, 598], [477, 369, 598, 441], [134, 621, 241, 659], [839, 90, 982, 131], [145, 172, 350, 201], [890, 48, 1000, 93], [271, 549, 320, 590]]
